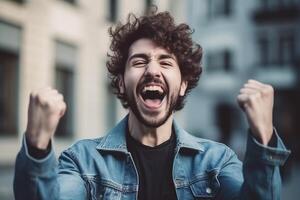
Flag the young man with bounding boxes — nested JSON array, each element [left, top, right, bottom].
[[14, 10, 290, 200]]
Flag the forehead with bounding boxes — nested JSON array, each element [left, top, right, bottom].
[[128, 38, 172, 58]]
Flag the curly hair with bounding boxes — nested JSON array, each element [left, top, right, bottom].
[[106, 9, 203, 111]]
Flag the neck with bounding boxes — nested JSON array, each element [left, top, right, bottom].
[[128, 112, 173, 147]]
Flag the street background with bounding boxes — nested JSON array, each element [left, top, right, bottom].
[[0, 0, 299, 199]]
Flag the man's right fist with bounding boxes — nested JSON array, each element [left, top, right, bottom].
[[25, 87, 66, 150]]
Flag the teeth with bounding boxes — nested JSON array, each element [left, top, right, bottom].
[[142, 86, 163, 94]]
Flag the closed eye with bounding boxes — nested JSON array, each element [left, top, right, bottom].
[[132, 60, 147, 67], [160, 61, 173, 67]]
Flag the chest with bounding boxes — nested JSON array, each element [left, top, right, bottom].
[[82, 152, 220, 200]]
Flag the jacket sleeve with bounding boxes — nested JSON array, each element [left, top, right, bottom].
[[13, 136, 88, 200], [217, 129, 291, 200]]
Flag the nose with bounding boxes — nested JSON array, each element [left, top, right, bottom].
[[144, 60, 161, 77]]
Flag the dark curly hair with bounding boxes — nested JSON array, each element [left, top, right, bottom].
[[106, 8, 203, 111]]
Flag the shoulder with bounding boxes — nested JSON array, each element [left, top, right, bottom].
[[60, 137, 105, 159], [182, 131, 233, 152], [183, 133, 238, 163]]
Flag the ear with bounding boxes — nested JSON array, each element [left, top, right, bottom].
[[118, 75, 125, 94], [179, 80, 188, 96]]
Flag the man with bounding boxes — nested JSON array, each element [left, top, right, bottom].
[[14, 10, 290, 200]]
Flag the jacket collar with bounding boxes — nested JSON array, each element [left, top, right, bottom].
[[96, 115, 204, 153]]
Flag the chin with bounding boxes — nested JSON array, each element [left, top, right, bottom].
[[135, 107, 172, 128]]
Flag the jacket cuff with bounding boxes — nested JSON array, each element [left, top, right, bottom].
[[245, 128, 291, 166], [19, 135, 57, 174]]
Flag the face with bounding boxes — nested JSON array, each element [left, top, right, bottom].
[[119, 38, 187, 127]]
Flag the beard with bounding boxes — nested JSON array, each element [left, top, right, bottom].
[[125, 77, 180, 128], [128, 92, 178, 128]]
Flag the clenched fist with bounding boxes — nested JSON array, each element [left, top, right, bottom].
[[25, 87, 66, 150], [237, 80, 274, 145]]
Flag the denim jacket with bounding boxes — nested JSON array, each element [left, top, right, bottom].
[[14, 115, 290, 200]]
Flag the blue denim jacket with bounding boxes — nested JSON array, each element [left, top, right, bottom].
[[14, 116, 290, 200]]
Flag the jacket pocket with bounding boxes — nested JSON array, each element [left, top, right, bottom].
[[189, 171, 220, 199], [87, 177, 122, 200]]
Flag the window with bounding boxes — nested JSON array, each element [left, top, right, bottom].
[[54, 41, 76, 137], [279, 0, 297, 8], [61, 0, 77, 5], [215, 103, 237, 145], [257, 36, 270, 66], [0, 51, 18, 136], [259, 0, 270, 10], [274, 89, 300, 179], [278, 32, 295, 65], [206, 49, 233, 72], [259, 0, 296, 10], [8, 0, 25, 3], [223, 0, 232, 16], [108, 0, 118, 22], [207, 0, 233, 19], [0, 22, 21, 136], [257, 32, 296, 67], [145, 0, 153, 14]]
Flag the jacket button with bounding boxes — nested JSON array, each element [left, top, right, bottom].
[[206, 187, 212, 194]]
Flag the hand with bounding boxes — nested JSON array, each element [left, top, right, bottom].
[[25, 87, 66, 150], [237, 80, 274, 145]]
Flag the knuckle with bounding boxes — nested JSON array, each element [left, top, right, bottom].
[[262, 85, 274, 95], [248, 94, 257, 102], [58, 93, 64, 100]]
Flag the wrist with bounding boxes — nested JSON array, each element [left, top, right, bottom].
[[26, 137, 51, 159], [25, 131, 51, 150], [252, 126, 273, 146]]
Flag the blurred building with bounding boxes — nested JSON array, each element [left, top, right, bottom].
[[0, 0, 185, 199], [183, 0, 300, 199], [1, 0, 299, 199]]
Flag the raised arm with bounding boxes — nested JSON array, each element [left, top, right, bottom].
[[217, 80, 290, 200], [14, 88, 86, 200]]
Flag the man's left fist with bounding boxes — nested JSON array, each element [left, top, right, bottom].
[[237, 79, 274, 145]]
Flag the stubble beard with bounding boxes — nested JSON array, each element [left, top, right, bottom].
[[126, 91, 179, 128]]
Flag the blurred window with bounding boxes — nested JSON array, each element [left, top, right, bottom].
[[274, 89, 300, 163], [259, 0, 296, 10], [278, 32, 295, 65], [223, 50, 232, 71], [145, 0, 153, 13], [108, 0, 118, 22], [54, 41, 76, 137], [6, 0, 25, 3], [257, 37, 270, 66], [215, 103, 236, 145], [61, 0, 77, 5], [206, 49, 233, 72], [0, 22, 21, 136], [223, 0, 232, 16], [207, 0, 233, 19]]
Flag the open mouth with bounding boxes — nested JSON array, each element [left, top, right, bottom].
[[140, 85, 166, 109]]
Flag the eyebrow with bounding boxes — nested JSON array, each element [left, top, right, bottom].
[[158, 54, 176, 61], [128, 53, 176, 62], [127, 53, 148, 62]]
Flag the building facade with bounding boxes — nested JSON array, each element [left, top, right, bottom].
[[0, 0, 185, 199], [183, 0, 300, 199]]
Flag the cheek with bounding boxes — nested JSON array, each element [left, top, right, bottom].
[[164, 69, 182, 89], [124, 69, 143, 90]]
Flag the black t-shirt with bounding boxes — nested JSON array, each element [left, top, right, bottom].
[[126, 130, 177, 200]]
